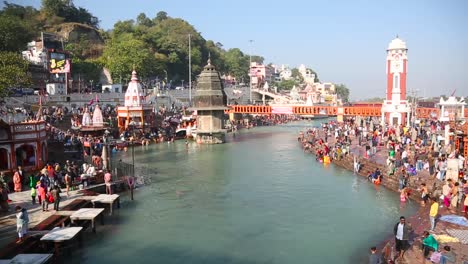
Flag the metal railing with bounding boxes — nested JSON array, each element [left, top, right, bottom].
[[110, 159, 134, 181]]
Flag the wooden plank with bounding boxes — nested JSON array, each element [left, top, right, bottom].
[[40, 227, 82, 242], [9, 254, 52, 264], [53, 211, 75, 216], [70, 208, 104, 221]]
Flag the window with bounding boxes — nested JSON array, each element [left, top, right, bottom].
[[394, 75, 399, 89]]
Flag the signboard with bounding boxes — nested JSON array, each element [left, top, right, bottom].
[[271, 106, 293, 114], [49, 52, 70, 73]]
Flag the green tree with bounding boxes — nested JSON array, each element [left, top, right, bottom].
[[291, 68, 304, 83], [335, 83, 350, 103], [307, 68, 319, 82], [251, 55, 264, 64], [224, 48, 249, 81], [112, 20, 135, 38], [72, 58, 102, 84], [41, 0, 98, 27], [0, 14, 36, 51], [102, 34, 161, 82], [41, 0, 66, 17], [205, 40, 226, 73], [154, 11, 168, 23], [147, 17, 204, 81], [277, 79, 297, 91], [136, 13, 153, 27], [0, 51, 32, 97]]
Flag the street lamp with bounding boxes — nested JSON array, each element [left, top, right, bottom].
[[188, 33, 192, 106], [249, 39, 254, 104], [69, 78, 73, 95], [128, 121, 136, 177], [129, 121, 136, 200]]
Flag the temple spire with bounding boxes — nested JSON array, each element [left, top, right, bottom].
[[207, 52, 211, 65]]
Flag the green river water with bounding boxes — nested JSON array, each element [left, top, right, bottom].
[[72, 121, 417, 263]]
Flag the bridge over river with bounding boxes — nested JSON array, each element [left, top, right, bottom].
[[227, 104, 468, 119]]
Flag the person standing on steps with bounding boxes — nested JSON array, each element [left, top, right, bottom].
[[104, 170, 112, 195], [393, 216, 412, 262], [429, 197, 439, 231], [13, 169, 22, 192], [51, 185, 61, 211], [369, 246, 383, 264], [15, 206, 29, 243], [64, 173, 71, 197]]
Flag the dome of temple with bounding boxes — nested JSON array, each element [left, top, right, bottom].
[[82, 107, 91, 126], [388, 36, 407, 50], [92, 104, 104, 127], [124, 70, 145, 107]]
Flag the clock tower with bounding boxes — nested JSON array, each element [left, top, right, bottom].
[[381, 36, 410, 126]]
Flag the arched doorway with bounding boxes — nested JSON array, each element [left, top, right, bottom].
[[0, 148, 9, 170], [15, 144, 36, 167]]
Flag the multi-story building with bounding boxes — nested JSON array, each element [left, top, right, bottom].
[[250, 62, 274, 89], [298, 64, 316, 85], [21, 36, 72, 95]]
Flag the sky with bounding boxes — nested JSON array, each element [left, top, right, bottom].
[[7, 0, 468, 100]]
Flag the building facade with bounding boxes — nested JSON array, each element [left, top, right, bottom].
[[0, 121, 48, 173], [250, 62, 274, 89]]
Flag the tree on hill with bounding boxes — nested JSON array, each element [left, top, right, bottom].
[[0, 51, 32, 97], [154, 11, 168, 23], [0, 14, 36, 51], [136, 13, 153, 27], [224, 48, 249, 81], [0, 2, 41, 51], [41, 0, 98, 27], [307, 68, 319, 83], [277, 79, 297, 91], [291, 68, 304, 83], [335, 84, 350, 103], [251, 55, 264, 64], [102, 34, 162, 82], [205, 40, 226, 73]]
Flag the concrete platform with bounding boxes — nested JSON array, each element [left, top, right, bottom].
[[0, 188, 95, 248]]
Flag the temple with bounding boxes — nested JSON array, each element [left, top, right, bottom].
[[190, 58, 228, 144], [117, 70, 154, 132]]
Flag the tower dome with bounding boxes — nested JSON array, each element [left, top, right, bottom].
[[124, 70, 145, 107], [388, 36, 407, 51]]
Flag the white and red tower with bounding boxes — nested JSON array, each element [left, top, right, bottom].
[[382, 36, 410, 126]]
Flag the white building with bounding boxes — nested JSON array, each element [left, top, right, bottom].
[[298, 64, 316, 85], [46, 83, 66, 95], [437, 96, 466, 122], [21, 41, 47, 67], [102, 84, 123, 93], [279, 66, 292, 80]]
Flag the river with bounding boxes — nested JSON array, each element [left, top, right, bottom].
[[73, 121, 417, 263]]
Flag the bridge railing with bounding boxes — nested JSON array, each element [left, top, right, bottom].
[[225, 104, 468, 119]]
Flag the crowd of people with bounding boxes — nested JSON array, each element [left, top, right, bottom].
[[298, 117, 468, 263]]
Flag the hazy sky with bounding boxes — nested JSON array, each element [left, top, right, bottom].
[[7, 0, 468, 100]]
